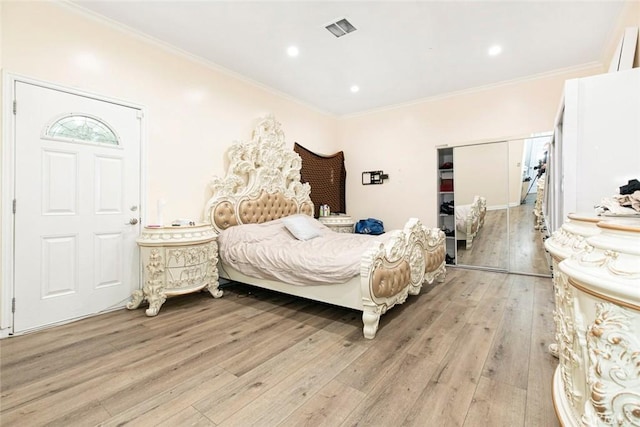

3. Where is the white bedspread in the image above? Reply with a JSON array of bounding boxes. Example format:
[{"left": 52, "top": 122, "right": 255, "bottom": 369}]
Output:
[{"left": 218, "top": 216, "right": 392, "bottom": 286}]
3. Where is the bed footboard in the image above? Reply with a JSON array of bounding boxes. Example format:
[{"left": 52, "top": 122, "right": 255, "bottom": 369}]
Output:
[
  {"left": 475, "top": 196, "right": 487, "bottom": 228},
  {"left": 457, "top": 203, "right": 480, "bottom": 249},
  {"left": 423, "top": 226, "right": 446, "bottom": 284},
  {"left": 359, "top": 218, "right": 445, "bottom": 339}
]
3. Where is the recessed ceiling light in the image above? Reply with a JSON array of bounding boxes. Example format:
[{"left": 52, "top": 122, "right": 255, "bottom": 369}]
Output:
[
  {"left": 75, "top": 52, "right": 101, "bottom": 71},
  {"left": 350, "top": 85, "right": 360, "bottom": 93},
  {"left": 488, "top": 45, "right": 502, "bottom": 56},
  {"left": 287, "top": 46, "right": 299, "bottom": 57}
]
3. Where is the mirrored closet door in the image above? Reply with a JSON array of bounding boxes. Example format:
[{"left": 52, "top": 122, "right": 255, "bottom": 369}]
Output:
[
  {"left": 439, "top": 133, "right": 552, "bottom": 276},
  {"left": 453, "top": 141, "right": 509, "bottom": 270}
]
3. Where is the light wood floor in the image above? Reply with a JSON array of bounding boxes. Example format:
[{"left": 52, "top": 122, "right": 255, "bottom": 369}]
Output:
[
  {"left": 457, "top": 208, "right": 509, "bottom": 269},
  {"left": 0, "top": 268, "right": 559, "bottom": 426},
  {"left": 457, "top": 194, "right": 551, "bottom": 275},
  {"left": 509, "top": 198, "right": 552, "bottom": 275}
]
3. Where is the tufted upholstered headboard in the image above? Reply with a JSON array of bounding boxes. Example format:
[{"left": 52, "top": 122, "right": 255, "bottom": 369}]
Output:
[{"left": 204, "top": 115, "right": 315, "bottom": 234}]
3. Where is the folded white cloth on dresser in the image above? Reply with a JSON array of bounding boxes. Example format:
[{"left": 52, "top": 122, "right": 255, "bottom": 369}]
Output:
[
  {"left": 596, "top": 191, "right": 640, "bottom": 215},
  {"left": 614, "top": 190, "right": 640, "bottom": 212}
]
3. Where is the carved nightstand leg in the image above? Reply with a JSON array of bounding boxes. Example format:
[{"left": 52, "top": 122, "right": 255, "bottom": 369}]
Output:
[
  {"left": 206, "top": 282, "right": 223, "bottom": 298},
  {"left": 145, "top": 291, "right": 166, "bottom": 317},
  {"left": 141, "top": 249, "right": 166, "bottom": 316},
  {"left": 205, "top": 248, "right": 223, "bottom": 298},
  {"left": 126, "top": 290, "right": 145, "bottom": 310}
]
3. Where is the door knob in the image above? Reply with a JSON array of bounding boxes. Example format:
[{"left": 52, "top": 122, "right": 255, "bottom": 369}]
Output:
[{"left": 127, "top": 218, "right": 139, "bottom": 225}]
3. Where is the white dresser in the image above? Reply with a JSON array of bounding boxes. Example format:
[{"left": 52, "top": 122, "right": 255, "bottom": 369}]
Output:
[
  {"left": 550, "top": 218, "right": 640, "bottom": 426},
  {"left": 127, "top": 223, "right": 222, "bottom": 316},
  {"left": 545, "top": 212, "right": 601, "bottom": 358}
]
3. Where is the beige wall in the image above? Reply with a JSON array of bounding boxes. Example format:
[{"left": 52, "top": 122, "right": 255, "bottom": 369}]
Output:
[
  {"left": 454, "top": 142, "right": 509, "bottom": 209},
  {"left": 337, "top": 65, "right": 602, "bottom": 230},
  {"left": 1, "top": 1, "right": 337, "bottom": 224}
]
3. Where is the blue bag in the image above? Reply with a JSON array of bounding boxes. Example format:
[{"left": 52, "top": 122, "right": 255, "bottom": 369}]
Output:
[{"left": 355, "top": 218, "right": 384, "bottom": 235}]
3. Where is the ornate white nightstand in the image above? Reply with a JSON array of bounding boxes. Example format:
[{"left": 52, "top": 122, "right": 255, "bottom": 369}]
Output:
[
  {"left": 318, "top": 214, "right": 355, "bottom": 233},
  {"left": 127, "top": 223, "right": 222, "bottom": 316}
]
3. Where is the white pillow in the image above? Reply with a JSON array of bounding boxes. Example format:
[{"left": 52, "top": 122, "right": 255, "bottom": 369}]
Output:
[{"left": 282, "top": 215, "right": 320, "bottom": 241}]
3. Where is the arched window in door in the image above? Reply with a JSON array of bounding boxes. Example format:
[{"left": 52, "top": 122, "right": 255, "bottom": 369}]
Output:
[
  {"left": 294, "top": 143, "right": 346, "bottom": 218},
  {"left": 44, "top": 113, "right": 120, "bottom": 146}
]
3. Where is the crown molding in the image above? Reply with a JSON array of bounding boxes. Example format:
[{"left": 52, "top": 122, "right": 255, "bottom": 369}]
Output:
[
  {"left": 340, "top": 62, "right": 604, "bottom": 119},
  {"left": 57, "top": 1, "right": 333, "bottom": 117}
]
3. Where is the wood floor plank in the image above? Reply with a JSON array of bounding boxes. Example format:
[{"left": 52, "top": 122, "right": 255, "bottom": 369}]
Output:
[
  {"left": 0, "top": 312, "right": 240, "bottom": 414},
  {"left": 457, "top": 209, "right": 508, "bottom": 269},
  {"left": 1, "top": 331, "right": 120, "bottom": 389},
  {"left": 155, "top": 406, "right": 216, "bottom": 427},
  {"left": 465, "top": 273, "right": 511, "bottom": 329},
  {"left": 279, "top": 379, "right": 366, "bottom": 427},
  {"left": 192, "top": 329, "right": 340, "bottom": 424},
  {"left": 0, "top": 269, "right": 559, "bottom": 427},
  {"left": 462, "top": 376, "right": 526, "bottom": 427},
  {"left": 1, "top": 323, "right": 235, "bottom": 424},
  {"left": 0, "top": 309, "right": 132, "bottom": 363},
  {"left": 215, "top": 338, "right": 369, "bottom": 426},
  {"left": 339, "top": 352, "right": 438, "bottom": 427},
  {"left": 217, "top": 303, "right": 339, "bottom": 376},
  {"left": 525, "top": 276, "right": 560, "bottom": 427},
  {"left": 98, "top": 363, "right": 235, "bottom": 427},
  {"left": 35, "top": 399, "right": 112, "bottom": 427},
  {"left": 406, "top": 301, "right": 472, "bottom": 361},
  {"left": 99, "top": 310, "right": 314, "bottom": 416},
  {"left": 449, "top": 269, "right": 493, "bottom": 306},
  {"left": 335, "top": 292, "right": 445, "bottom": 395},
  {"left": 406, "top": 271, "right": 502, "bottom": 360},
  {"left": 481, "top": 274, "right": 534, "bottom": 389},
  {"left": 509, "top": 197, "right": 552, "bottom": 275},
  {"left": 400, "top": 323, "right": 496, "bottom": 426},
  {"left": 319, "top": 307, "right": 365, "bottom": 340}
]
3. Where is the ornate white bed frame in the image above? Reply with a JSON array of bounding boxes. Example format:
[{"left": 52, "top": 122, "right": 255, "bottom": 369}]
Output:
[
  {"left": 204, "top": 115, "right": 446, "bottom": 339},
  {"left": 456, "top": 196, "right": 486, "bottom": 249}
]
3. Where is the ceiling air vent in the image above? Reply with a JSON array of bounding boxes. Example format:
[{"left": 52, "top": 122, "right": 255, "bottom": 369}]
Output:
[{"left": 325, "top": 18, "right": 357, "bottom": 38}]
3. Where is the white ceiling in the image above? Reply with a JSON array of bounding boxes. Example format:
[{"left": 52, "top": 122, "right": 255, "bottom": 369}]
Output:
[{"left": 71, "top": 1, "right": 626, "bottom": 116}]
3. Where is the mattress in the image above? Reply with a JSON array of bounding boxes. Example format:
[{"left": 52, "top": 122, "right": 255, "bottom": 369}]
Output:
[{"left": 217, "top": 215, "right": 393, "bottom": 286}]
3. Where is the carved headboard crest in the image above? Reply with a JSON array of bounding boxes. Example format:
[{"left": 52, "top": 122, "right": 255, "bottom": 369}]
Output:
[{"left": 205, "top": 115, "right": 314, "bottom": 233}]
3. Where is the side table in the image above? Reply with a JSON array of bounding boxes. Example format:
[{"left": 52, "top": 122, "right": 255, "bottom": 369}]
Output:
[
  {"left": 127, "top": 223, "right": 222, "bottom": 316},
  {"left": 318, "top": 214, "right": 355, "bottom": 233}
]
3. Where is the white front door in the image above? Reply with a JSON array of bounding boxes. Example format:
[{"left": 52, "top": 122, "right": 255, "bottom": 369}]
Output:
[{"left": 13, "top": 81, "right": 142, "bottom": 333}]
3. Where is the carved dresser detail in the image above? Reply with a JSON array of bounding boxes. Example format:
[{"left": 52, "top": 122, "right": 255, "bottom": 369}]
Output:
[
  {"left": 545, "top": 213, "right": 602, "bottom": 356},
  {"left": 551, "top": 218, "right": 640, "bottom": 427},
  {"left": 127, "top": 223, "right": 222, "bottom": 316}
]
